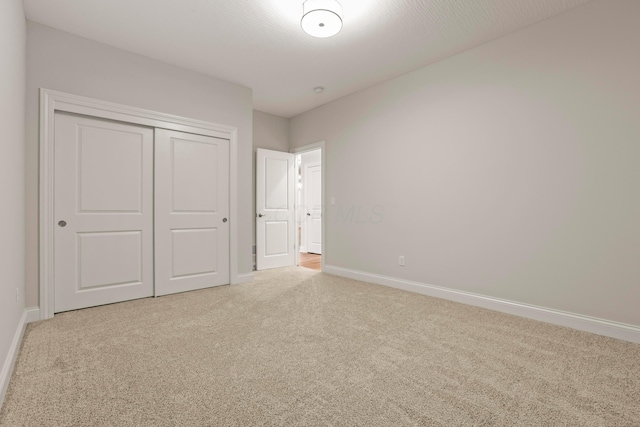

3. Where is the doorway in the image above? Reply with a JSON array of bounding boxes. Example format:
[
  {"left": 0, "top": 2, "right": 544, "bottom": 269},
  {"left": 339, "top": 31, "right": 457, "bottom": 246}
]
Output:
[
  {"left": 255, "top": 142, "right": 325, "bottom": 272},
  {"left": 294, "top": 144, "right": 324, "bottom": 271}
]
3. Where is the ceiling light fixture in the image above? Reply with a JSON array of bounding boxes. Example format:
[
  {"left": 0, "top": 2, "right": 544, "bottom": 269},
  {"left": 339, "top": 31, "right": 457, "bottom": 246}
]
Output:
[
  {"left": 301, "top": 0, "right": 343, "bottom": 38},
  {"left": 314, "top": 86, "right": 324, "bottom": 93}
]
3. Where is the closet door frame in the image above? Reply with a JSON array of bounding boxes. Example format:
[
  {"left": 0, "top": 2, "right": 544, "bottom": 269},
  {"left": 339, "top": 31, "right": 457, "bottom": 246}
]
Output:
[{"left": 39, "top": 88, "right": 242, "bottom": 320}]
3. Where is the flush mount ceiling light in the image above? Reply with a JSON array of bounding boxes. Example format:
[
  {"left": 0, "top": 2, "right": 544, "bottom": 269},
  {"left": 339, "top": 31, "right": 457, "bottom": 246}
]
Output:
[{"left": 301, "top": 0, "right": 343, "bottom": 38}]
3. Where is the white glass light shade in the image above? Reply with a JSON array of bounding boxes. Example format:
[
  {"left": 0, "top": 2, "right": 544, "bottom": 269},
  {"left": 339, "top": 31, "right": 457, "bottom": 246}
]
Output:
[{"left": 301, "top": 0, "right": 343, "bottom": 38}]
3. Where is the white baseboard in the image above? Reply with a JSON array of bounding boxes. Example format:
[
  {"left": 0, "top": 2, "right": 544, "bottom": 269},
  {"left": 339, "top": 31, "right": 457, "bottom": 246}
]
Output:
[
  {"left": 0, "top": 310, "right": 28, "bottom": 409},
  {"left": 25, "top": 307, "right": 41, "bottom": 324},
  {"left": 233, "top": 273, "right": 254, "bottom": 285},
  {"left": 324, "top": 265, "right": 640, "bottom": 344}
]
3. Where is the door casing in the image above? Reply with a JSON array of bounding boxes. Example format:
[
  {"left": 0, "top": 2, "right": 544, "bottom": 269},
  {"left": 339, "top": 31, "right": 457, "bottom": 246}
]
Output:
[{"left": 39, "top": 89, "right": 243, "bottom": 320}]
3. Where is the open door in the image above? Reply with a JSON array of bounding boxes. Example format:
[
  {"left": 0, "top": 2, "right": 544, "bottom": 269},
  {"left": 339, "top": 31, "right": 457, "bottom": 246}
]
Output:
[
  {"left": 256, "top": 149, "right": 296, "bottom": 270},
  {"left": 303, "top": 161, "right": 322, "bottom": 254}
]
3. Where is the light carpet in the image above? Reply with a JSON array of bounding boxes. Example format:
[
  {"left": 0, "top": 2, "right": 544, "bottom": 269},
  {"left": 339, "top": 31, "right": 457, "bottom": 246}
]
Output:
[{"left": 1, "top": 267, "right": 639, "bottom": 426}]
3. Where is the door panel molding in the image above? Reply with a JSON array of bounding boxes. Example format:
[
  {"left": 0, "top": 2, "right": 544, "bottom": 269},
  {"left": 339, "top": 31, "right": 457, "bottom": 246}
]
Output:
[{"left": 40, "top": 89, "right": 241, "bottom": 319}]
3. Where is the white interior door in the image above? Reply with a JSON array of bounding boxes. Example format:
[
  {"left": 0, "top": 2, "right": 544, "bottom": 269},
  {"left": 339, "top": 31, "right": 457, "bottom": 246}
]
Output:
[
  {"left": 256, "top": 148, "right": 295, "bottom": 270},
  {"left": 54, "top": 112, "right": 154, "bottom": 313},
  {"left": 154, "top": 129, "right": 230, "bottom": 296},
  {"left": 304, "top": 162, "right": 322, "bottom": 254}
]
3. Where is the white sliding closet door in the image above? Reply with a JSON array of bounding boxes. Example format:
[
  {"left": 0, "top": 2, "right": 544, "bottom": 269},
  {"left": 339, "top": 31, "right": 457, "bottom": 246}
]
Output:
[
  {"left": 54, "top": 112, "right": 154, "bottom": 313},
  {"left": 154, "top": 129, "right": 230, "bottom": 296}
]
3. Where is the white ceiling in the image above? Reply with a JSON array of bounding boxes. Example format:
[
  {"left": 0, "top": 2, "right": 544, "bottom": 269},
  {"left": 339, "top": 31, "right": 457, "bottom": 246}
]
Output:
[{"left": 24, "top": 0, "right": 593, "bottom": 118}]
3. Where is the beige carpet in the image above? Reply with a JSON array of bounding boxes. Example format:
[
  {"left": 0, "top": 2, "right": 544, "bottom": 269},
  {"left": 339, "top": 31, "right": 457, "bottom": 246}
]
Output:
[{"left": 1, "top": 267, "right": 639, "bottom": 426}]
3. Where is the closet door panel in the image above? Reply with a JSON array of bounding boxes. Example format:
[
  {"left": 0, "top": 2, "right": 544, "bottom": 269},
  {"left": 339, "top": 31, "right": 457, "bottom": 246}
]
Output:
[
  {"left": 53, "top": 112, "right": 154, "bottom": 312},
  {"left": 155, "top": 129, "right": 230, "bottom": 296}
]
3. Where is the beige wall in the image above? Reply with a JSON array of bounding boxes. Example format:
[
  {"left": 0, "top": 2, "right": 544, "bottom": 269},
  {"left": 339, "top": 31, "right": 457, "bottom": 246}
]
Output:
[
  {"left": 25, "top": 23, "right": 254, "bottom": 307},
  {"left": 0, "top": 0, "right": 26, "bottom": 403},
  {"left": 290, "top": 0, "right": 640, "bottom": 326},
  {"left": 252, "top": 110, "right": 289, "bottom": 264},
  {"left": 253, "top": 110, "right": 290, "bottom": 152}
]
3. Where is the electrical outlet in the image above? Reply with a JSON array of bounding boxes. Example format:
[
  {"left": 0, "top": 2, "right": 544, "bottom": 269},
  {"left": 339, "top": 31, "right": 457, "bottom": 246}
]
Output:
[{"left": 399, "top": 256, "right": 405, "bottom": 266}]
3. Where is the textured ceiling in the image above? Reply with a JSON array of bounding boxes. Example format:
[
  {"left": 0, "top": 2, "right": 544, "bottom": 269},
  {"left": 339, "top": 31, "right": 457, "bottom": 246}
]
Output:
[{"left": 24, "top": 0, "right": 593, "bottom": 118}]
